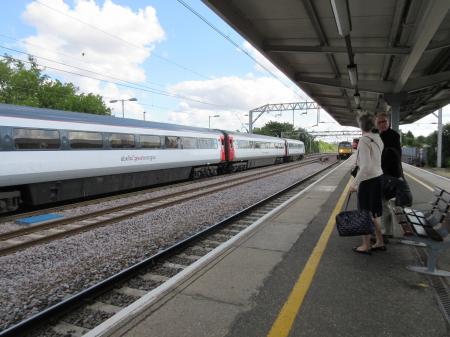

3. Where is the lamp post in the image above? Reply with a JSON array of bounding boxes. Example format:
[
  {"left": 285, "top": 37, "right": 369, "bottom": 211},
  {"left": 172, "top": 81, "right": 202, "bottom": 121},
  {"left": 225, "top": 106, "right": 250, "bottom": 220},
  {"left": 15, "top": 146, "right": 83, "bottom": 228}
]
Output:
[
  {"left": 109, "top": 98, "right": 137, "bottom": 118},
  {"left": 209, "top": 114, "right": 220, "bottom": 128}
]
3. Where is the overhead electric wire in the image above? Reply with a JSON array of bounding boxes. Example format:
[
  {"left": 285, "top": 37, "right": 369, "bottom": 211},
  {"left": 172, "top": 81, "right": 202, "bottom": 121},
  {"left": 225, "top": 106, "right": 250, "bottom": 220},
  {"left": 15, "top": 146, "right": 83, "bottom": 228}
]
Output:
[
  {"left": 0, "top": 44, "right": 192, "bottom": 97},
  {"left": 35, "top": 0, "right": 306, "bottom": 102},
  {"left": 1, "top": 1, "right": 297, "bottom": 125},
  {"left": 0, "top": 53, "right": 222, "bottom": 107},
  {"left": 176, "top": 0, "right": 307, "bottom": 101},
  {"left": 34, "top": 0, "right": 210, "bottom": 80},
  {"left": 0, "top": 50, "right": 253, "bottom": 116},
  {"left": 0, "top": 33, "right": 166, "bottom": 89}
]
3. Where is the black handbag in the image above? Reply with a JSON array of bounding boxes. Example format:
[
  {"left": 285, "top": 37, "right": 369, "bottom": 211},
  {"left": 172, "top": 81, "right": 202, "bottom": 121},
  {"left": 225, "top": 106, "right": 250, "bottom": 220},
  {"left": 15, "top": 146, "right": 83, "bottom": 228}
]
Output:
[
  {"left": 395, "top": 177, "right": 413, "bottom": 207},
  {"left": 381, "top": 174, "right": 397, "bottom": 200},
  {"left": 336, "top": 192, "right": 375, "bottom": 236},
  {"left": 351, "top": 166, "right": 359, "bottom": 177},
  {"left": 381, "top": 175, "right": 413, "bottom": 206}
]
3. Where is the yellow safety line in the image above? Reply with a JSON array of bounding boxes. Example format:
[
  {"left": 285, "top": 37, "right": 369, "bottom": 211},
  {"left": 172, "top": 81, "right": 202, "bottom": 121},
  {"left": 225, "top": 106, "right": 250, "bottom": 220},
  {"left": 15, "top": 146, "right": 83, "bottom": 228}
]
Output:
[
  {"left": 404, "top": 172, "right": 433, "bottom": 191},
  {"left": 267, "top": 179, "right": 352, "bottom": 337}
]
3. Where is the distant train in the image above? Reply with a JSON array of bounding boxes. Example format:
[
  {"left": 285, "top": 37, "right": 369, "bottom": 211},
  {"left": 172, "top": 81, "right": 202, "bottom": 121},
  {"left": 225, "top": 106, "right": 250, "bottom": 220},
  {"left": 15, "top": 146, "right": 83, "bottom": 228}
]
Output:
[
  {"left": 402, "top": 146, "right": 428, "bottom": 167},
  {"left": 337, "top": 141, "right": 352, "bottom": 159},
  {"left": 0, "top": 104, "right": 305, "bottom": 213}
]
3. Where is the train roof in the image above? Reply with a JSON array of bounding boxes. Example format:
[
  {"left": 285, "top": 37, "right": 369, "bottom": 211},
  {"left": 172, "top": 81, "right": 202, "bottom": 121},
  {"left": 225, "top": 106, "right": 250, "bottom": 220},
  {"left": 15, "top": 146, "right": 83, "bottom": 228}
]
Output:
[
  {"left": 285, "top": 138, "right": 304, "bottom": 143},
  {"left": 0, "top": 104, "right": 221, "bottom": 135},
  {"left": 223, "top": 130, "right": 286, "bottom": 142}
]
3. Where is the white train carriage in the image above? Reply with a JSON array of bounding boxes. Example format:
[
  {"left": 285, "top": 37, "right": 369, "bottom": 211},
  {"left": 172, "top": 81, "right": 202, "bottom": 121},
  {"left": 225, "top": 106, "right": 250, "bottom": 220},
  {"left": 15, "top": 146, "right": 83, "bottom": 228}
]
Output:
[
  {"left": 223, "top": 131, "right": 286, "bottom": 171},
  {"left": 284, "top": 139, "right": 305, "bottom": 161},
  {"left": 0, "top": 104, "right": 224, "bottom": 212}
]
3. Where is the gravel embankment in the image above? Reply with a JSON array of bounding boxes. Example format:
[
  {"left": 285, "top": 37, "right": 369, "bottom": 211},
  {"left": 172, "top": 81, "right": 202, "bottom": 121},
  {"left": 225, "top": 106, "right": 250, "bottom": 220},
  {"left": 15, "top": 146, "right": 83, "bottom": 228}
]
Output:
[{"left": 0, "top": 158, "right": 336, "bottom": 331}]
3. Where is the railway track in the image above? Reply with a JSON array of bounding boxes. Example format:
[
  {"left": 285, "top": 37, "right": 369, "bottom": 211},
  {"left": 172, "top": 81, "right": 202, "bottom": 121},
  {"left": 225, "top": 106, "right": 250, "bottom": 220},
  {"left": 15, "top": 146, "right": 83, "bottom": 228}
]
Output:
[
  {"left": 0, "top": 153, "right": 326, "bottom": 224},
  {"left": 0, "top": 155, "right": 338, "bottom": 337},
  {"left": 0, "top": 156, "right": 329, "bottom": 256}
]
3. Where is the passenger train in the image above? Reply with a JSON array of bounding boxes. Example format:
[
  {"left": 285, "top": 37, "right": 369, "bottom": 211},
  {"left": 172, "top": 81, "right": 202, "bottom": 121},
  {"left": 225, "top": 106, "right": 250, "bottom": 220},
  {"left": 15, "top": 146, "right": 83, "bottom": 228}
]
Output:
[{"left": 0, "top": 104, "right": 305, "bottom": 213}]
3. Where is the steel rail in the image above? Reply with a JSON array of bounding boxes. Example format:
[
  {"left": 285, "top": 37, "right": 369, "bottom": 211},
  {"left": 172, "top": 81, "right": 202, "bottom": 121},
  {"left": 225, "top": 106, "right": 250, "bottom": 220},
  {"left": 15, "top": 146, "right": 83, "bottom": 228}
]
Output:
[
  {"left": 0, "top": 153, "right": 323, "bottom": 222},
  {"left": 0, "top": 157, "right": 337, "bottom": 337},
  {"left": 0, "top": 158, "right": 325, "bottom": 255}
]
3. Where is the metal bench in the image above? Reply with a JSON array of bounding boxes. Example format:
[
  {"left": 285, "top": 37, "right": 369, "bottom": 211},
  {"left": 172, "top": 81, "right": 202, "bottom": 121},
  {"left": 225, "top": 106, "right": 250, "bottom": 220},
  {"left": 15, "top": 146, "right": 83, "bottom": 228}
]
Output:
[{"left": 392, "top": 187, "right": 450, "bottom": 277}]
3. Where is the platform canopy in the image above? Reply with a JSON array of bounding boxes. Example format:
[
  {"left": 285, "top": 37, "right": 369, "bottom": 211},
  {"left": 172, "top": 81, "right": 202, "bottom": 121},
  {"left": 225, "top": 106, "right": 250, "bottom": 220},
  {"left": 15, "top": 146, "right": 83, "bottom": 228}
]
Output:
[{"left": 202, "top": 0, "right": 450, "bottom": 127}]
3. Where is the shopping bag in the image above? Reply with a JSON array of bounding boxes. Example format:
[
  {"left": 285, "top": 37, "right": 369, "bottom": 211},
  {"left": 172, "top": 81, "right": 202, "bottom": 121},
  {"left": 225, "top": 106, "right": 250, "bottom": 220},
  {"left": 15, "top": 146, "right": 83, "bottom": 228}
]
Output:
[{"left": 336, "top": 192, "right": 375, "bottom": 236}]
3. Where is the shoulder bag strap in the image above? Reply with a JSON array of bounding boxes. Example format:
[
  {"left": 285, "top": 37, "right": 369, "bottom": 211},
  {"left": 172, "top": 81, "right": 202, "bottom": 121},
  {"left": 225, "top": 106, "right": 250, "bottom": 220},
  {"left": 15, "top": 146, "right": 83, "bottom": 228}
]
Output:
[
  {"left": 364, "top": 135, "right": 381, "bottom": 154},
  {"left": 344, "top": 191, "right": 354, "bottom": 210}
]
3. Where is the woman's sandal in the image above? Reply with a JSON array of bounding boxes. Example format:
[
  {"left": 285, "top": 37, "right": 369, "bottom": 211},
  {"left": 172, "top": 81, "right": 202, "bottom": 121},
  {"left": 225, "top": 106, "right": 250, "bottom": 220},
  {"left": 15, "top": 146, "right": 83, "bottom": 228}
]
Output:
[
  {"left": 371, "top": 245, "right": 387, "bottom": 251},
  {"left": 352, "top": 247, "right": 371, "bottom": 255}
]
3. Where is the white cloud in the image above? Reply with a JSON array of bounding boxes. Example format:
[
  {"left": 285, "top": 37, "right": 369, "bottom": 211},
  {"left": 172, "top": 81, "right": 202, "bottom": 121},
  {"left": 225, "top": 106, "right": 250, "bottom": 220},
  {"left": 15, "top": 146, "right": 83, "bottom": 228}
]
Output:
[
  {"left": 167, "top": 75, "right": 325, "bottom": 132},
  {"left": 169, "top": 76, "right": 299, "bottom": 110},
  {"left": 21, "top": 0, "right": 165, "bottom": 119}
]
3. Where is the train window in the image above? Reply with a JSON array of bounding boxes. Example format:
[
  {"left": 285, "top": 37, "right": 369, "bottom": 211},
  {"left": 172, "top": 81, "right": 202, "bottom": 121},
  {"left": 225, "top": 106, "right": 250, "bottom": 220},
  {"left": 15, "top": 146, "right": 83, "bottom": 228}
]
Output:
[
  {"left": 165, "top": 136, "right": 179, "bottom": 149},
  {"left": 198, "top": 138, "right": 218, "bottom": 149},
  {"left": 236, "top": 140, "right": 250, "bottom": 149},
  {"left": 68, "top": 131, "right": 103, "bottom": 149},
  {"left": 140, "top": 135, "right": 161, "bottom": 149},
  {"left": 182, "top": 137, "right": 197, "bottom": 149},
  {"left": 13, "top": 128, "right": 60, "bottom": 150},
  {"left": 110, "top": 133, "right": 135, "bottom": 148}
]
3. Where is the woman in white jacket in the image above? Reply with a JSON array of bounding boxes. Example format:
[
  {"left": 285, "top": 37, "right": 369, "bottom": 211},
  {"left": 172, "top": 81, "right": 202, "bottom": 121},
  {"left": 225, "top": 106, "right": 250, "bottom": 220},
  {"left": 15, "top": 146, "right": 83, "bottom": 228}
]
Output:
[{"left": 350, "top": 112, "right": 385, "bottom": 254}]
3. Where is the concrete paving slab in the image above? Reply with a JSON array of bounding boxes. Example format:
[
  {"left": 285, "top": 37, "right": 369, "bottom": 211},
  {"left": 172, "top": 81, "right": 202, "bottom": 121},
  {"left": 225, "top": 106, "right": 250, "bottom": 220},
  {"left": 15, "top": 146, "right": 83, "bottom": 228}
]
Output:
[
  {"left": 273, "top": 198, "right": 324, "bottom": 224},
  {"left": 182, "top": 246, "right": 284, "bottom": 306},
  {"left": 302, "top": 190, "right": 336, "bottom": 201},
  {"left": 242, "top": 222, "right": 307, "bottom": 252},
  {"left": 124, "top": 293, "right": 242, "bottom": 337}
]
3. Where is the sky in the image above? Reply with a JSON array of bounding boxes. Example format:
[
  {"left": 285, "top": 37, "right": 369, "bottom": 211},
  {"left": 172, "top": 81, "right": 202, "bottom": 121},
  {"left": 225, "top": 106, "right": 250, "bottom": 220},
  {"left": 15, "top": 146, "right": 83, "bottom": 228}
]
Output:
[{"left": 0, "top": 0, "right": 448, "bottom": 143}]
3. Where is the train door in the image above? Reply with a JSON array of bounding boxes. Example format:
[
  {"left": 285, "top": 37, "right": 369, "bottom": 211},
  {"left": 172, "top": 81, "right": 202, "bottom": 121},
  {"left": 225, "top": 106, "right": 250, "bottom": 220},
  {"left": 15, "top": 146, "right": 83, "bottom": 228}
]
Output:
[
  {"left": 219, "top": 135, "right": 226, "bottom": 161},
  {"left": 227, "top": 135, "right": 235, "bottom": 161}
]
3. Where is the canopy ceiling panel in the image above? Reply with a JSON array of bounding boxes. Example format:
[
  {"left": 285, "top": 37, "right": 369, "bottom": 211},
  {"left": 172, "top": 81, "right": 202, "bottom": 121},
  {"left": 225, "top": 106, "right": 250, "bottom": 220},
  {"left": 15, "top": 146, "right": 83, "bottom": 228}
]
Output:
[{"left": 203, "top": 0, "right": 450, "bottom": 127}]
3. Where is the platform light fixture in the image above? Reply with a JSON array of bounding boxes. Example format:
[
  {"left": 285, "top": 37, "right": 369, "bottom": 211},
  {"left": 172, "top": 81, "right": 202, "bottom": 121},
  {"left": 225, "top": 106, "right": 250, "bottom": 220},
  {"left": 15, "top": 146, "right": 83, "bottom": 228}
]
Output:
[
  {"left": 331, "top": 0, "right": 352, "bottom": 36},
  {"left": 347, "top": 64, "right": 358, "bottom": 87},
  {"left": 353, "top": 92, "right": 361, "bottom": 106},
  {"left": 209, "top": 114, "right": 220, "bottom": 128},
  {"left": 109, "top": 98, "right": 138, "bottom": 118}
]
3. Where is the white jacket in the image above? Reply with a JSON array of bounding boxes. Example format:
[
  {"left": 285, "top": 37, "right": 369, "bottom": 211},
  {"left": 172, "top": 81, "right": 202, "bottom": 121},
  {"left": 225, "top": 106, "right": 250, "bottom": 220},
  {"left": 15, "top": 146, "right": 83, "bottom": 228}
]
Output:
[{"left": 352, "top": 133, "right": 384, "bottom": 188}]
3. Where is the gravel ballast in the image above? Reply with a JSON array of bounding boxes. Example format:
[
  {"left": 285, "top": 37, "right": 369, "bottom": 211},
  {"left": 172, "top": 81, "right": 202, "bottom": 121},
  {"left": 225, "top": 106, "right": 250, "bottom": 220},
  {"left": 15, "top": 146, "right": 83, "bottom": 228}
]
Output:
[{"left": 0, "top": 159, "right": 336, "bottom": 330}]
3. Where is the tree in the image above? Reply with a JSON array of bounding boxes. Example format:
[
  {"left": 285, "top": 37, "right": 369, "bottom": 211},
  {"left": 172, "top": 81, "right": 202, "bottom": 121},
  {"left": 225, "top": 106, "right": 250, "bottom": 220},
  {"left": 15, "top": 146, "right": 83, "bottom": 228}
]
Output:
[
  {"left": 416, "top": 135, "right": 427, "bottom": 147},
  {"left": 425, "top": 123, "right": 450, "bottom": 167},
  {"left": 0, "top": 55, "right": 111, "bottom": 115},
  {"left": 253, "top": 121, "right": 295, "bottom": 137},
  {"left": 401, "top": 130, "right": 416, "bottom": 147},
  {"left": 253, "top": 121, "right": 335, "bottom": 154}
]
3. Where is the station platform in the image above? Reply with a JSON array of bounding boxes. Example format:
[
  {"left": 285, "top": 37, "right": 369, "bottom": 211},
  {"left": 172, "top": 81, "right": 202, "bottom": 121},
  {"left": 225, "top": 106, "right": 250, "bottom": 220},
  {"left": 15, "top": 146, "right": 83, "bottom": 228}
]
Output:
[{"left": 87, "top": 158, "right": 450, "bottom": 337}]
